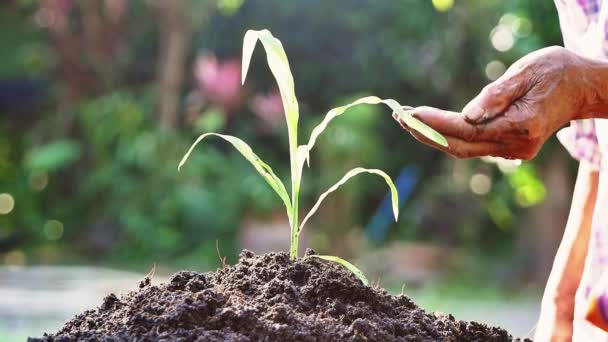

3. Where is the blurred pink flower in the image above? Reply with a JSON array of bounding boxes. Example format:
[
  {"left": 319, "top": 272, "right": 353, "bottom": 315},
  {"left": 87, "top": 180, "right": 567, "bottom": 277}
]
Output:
[
  {"left": 249, "top": 90, "right": 284, "bottom": 132},
  {"left": 195, "top": 53, "right": 243, "bottom": 113},
  {"left": 53, "top": 0, "right": 72, "bottom": 13}
]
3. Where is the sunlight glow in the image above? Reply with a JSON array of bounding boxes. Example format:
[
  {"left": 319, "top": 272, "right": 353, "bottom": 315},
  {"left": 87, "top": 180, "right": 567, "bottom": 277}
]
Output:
[{"left": 44, "top": 220, "right": 64, "bottom": 241}]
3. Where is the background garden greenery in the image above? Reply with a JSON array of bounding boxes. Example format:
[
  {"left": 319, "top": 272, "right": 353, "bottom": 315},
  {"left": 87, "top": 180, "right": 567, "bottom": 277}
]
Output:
[{"left": 0, "top": 0, "right": 570, "bottom": 287}]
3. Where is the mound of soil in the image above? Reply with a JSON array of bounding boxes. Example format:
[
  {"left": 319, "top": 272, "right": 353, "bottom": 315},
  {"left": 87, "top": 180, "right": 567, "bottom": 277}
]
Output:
[{"left": 32, "top": 250, "right": 529, "bottom": 341}]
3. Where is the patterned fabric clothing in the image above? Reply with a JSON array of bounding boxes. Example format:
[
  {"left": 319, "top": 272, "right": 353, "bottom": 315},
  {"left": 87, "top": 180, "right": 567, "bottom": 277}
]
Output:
[{"left": 554, "top": 0, "right": 608, "bottom": 340}]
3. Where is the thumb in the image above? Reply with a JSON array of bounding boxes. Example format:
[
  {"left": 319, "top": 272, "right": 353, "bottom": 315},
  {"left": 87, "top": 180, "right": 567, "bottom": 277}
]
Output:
[{"left": 463, "top": 73, "right": 530, "bottom": 123}]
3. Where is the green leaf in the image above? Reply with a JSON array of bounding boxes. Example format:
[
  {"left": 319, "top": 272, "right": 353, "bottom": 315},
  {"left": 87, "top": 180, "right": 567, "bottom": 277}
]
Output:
[
  {"left": 301, "top": 96, "right": 447, "bottom": 168},
  {"left": 242, "top": 29, "right": 299, "bottom": 188},
  {"left": 242, "top": 29, "right": 303, "bottom": 259},
  {"left": 310, "top": 255, "right": 369, "bottom": 286},
  {"left": 389, "top": 100, "right": 448, "bottom": 147},
  {"left": 306, "top": 96, "right": 383, "bottom": 153},
  {"left": 294, "top": 145, "right": 310, "bottom": 188},
  {"left": 299, "top": 167, "right": 398, "bottom": 232},
  {"left": 178, "top": 133, "right": 292, "bottom": 217}
]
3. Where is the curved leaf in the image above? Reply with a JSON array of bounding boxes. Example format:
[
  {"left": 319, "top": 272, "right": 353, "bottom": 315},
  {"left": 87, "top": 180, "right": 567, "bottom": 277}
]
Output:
[
  {"left": 178, "top": 133, "right": 292, "bottom": 216},
  {"left": 305, "top": 97, "right": 447, "bottom": 161},
  {"left": 389, "top": 99, "right": 448, "bottom": 147},
  {"left": 242, "top": 29, "right": 299, "bottom": 188},
  {"left": 306, "top": 96, "right": 382, "bottom": 152},
  {"left": 299, "top": 168, "right": 398, "bottom": 232},
  {"left": 310, "top": 255, "right": 369, "bottom": 286},
  {"left": 294, "top": 145, "right": 310, "bottom": 188}
]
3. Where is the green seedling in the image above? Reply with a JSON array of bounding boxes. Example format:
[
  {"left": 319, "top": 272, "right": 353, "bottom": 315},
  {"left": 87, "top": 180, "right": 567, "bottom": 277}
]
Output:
[{"left": 179, "top": 29, "right": 447, "bottom": 285}]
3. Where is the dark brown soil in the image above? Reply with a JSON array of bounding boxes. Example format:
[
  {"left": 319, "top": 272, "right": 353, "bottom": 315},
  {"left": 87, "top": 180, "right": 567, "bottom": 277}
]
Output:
[{"left": 32, "top": 250, "right": 530, "bottom": 341}]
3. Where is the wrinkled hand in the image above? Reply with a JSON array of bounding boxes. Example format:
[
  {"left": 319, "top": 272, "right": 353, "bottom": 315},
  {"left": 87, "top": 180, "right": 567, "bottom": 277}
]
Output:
[{"left": 394, "top": 46, "right": 597, "bottom": 160}]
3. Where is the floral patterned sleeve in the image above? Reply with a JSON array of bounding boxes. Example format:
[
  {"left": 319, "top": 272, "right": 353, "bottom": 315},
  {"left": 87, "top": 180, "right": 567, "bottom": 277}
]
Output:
[{"left": 556, "top": 120, "right": 603, "bottom": 169}]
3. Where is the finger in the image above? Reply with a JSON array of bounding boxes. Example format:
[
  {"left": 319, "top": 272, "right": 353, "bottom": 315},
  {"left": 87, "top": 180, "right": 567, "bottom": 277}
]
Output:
[
  {"left": 397, "top": 107, "right": 539, "bottom": 159},
  {"left": 407, "top": 128, "right": 504, "bottom": 159},
  {"left": 408, "top": 106, "right": 524, "bottom": 143},
  {"left": 408, "top": 106, "right": 480, "bottom": 142},
  {"left": 462, "top": 72, "right": 531, "bottom": 123}
]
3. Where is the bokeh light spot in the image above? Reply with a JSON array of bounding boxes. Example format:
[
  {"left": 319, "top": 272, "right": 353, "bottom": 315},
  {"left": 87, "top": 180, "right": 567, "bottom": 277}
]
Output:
[
  {"left": 29, "top": 171, "right": 49, "bottom": 191},
  {"left": 432, "top": 0, "right": 454, "bottom": 12},
  {"left": 217, "top": 0, "right": 245, "bottom": 16},
  {"left": 44, "top": 220, "right": 64, "bottom": 241},
  {"left": 499, "top": 13, "right": 532, "bottom": 37},
  {"left": 499, "top": 13, "right": 518, "bottom": 28},
  {"left": 0, "top": 193, "right": 15, "bottom": 215},
  {"left": 485, "top": 60, "right": 506, "bottom": 81},
  {"left": 4, "top": 250, "right": 26, "bottom": 266},
  {"left": 515, "top": 17, "right": 533, "bottom": 37},
  {"left": 470, "top": 173, "right": 492, "bottom": 195},
  {"left": 490, "top": 26, "right": 515, "bottom": 52}
]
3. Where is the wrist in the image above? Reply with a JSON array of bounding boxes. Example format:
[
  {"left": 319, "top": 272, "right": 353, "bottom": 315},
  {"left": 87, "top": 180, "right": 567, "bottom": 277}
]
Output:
[{"left": 577, "top": 56, "right": 608, "bottom": 120}]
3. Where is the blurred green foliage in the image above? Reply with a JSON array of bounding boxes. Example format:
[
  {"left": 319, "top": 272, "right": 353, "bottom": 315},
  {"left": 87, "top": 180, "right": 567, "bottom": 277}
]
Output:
[{"left": 0, "top": 0, "right": 569, "bottom": 271}]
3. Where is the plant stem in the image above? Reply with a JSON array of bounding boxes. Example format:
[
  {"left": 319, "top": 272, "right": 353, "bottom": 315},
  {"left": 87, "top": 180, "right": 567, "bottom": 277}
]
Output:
[
  {"left": 288, "top": 117, "right": 299, "bottom": 259},
  {"left": 290, "top": 195, "right": 299, "bottom": 259},
  {"left": 289, "top": 134, "right": 302, "bottom": 260}
]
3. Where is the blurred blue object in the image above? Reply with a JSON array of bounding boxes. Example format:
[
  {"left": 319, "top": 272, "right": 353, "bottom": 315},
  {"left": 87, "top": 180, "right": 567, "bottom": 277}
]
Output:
[
  {"left": 0, "top": 79, "right": 47, "bottom": 111},
  {"left": 367, "top": 165, "right": 420, "bottom": 243}
]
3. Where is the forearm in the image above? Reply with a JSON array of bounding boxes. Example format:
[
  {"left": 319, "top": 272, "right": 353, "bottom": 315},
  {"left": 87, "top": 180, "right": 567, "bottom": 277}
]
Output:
[
  {"left": 535, "top": 166, "right": 599, "bottom": 341},
  {"left": 553, "top": 169, "right": 597, "bottom": 319},
  {"left": 578, "top": 56, "right": 608, "bottom": 119}
]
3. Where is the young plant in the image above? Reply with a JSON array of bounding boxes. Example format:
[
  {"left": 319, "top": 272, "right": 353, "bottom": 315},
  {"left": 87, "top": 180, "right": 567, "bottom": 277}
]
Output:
[{"left": 179, "top": 29, "right": 447, "bottom": 285}]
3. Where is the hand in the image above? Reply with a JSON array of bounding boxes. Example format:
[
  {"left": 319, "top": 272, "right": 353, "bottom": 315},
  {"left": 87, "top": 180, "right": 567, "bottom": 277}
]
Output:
[{"left": 394, "top": 46, "right": 604, "bottom": 160}]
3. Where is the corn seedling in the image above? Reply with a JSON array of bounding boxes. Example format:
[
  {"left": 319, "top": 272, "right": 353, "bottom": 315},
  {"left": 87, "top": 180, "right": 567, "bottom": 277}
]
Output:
[{"left": 179, "top": 29, "right": 447, "bottom": 285}]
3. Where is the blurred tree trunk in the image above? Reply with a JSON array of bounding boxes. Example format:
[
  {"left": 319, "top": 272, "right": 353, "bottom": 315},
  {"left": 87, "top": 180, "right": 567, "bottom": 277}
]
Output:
[
  {"left": 79, "top": 0, "right": 125, "bottom": 87},
  {"left": 518, "top": 151, "right": 573, "bottom": 286},
  {"left": 41, "top": 0, "right": 125, "bottom": 135},
  {"left": 156, "top": 0, "right": 192, "bottom": 129}
]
